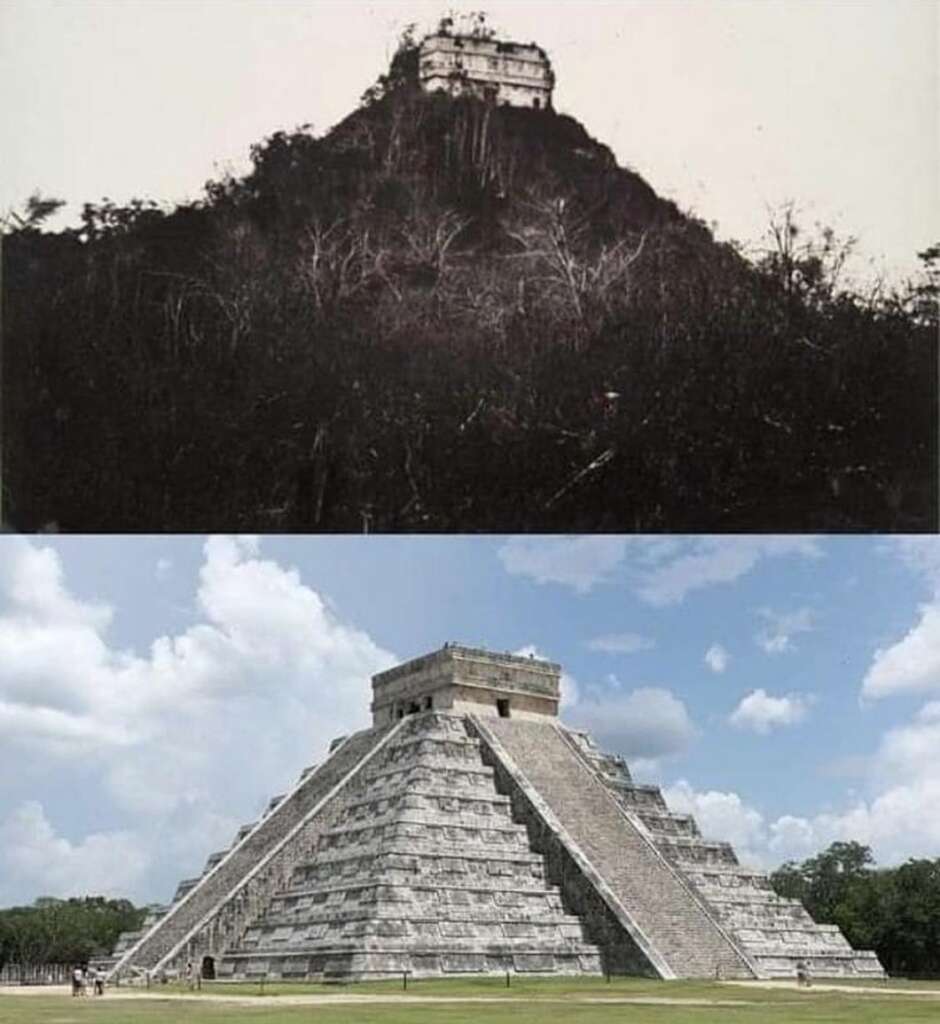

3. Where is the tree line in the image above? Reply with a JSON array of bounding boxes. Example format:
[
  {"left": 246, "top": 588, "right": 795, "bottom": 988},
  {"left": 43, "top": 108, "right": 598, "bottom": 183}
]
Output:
[
  {"left": 771, "top": 841, "right": 940, "bottom": 978},
  {"left": 0, "top": 897, "right": 145, "bottom": 977}
]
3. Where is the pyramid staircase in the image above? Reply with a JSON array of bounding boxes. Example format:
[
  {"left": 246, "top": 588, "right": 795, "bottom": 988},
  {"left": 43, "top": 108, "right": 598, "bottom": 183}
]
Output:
[
  {"left": 558, "top": 727, "right": 885, "bottom": 979},
  {"left": 471, "top": 715, "right": 755, "bottom": 979}
]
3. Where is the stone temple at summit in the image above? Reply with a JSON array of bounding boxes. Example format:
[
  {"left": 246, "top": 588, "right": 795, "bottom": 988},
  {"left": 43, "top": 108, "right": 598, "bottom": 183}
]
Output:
[{"left": 106, "top": 645, "right": 884, "bottom": 983}]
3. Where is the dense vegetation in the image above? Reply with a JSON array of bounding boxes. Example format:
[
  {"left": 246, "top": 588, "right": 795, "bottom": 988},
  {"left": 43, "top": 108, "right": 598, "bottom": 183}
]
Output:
[
  {"left": 0, "top": 897, "right": 145, "bottom": 974},
  {"left": 3, "top": 40, "right": 936, "bottom": 531},
  {"left": 771, "top": 842, "right": 940, "bottom": 978}
]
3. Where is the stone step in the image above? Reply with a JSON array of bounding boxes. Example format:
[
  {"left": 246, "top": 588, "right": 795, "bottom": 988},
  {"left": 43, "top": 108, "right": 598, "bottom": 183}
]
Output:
[
  {"left": 474, "top": 716, "right": 753, "bottom": 980},
  {"left": 261, "top": 904, "right": 578, "bottom": 930},
  {"left": 705, "top": 891, "right": 803, "bottom": 907},
  {"left": 172, "top": 878, "right": 199, "bottom": 901},
  {"left": 318, "top": 813, "right": 529, "bottom": 843},
  {"left": 218, "top": 944, "right": 603, "bottom": 980},
  {"left": 716, "top": 902, "right": 819, "bottom": 931},
  {"left": 360, "top": 766, "right": 496, "bottom": 797},
  {"left": 681, "top": 866, "right": 775, "bottom": 891},
  {"left": 338, "top": 788, "right": 513, "bottom": 819},
  {"left": 735, "top": 930, "right": 853, "bottom": 952},
  {"left": 656, "top": 837, "right": 739, "bottom": 866},
  {"left": 273, "top": 879, "right": 566, "bottom": 902},
  {"left": 295, "top": 844, "right": 547, "bottom": 874},
  {"left": 296, "top": 867, "right": 551, "bottom": 893},
  {"left": 605, "top": 782, "right": 670, "bottom": 812},
  {"left": 636, "top": 811, "right": 700, "bottom": 838},
  {"left": 240, "top": 919, "right": 594, "bottom": 947}
]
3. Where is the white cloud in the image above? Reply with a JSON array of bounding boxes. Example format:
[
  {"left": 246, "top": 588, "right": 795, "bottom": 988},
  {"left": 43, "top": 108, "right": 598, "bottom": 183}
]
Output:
[
  {"left": 155, "top": 557, "right": 172, "bottom": 580},
  {"left": 566, "top": 686, "right": 697, "bottom": 764},
  {"left": 664, "top": 701, "right": 940, "bottom": 868},
  {"left": 762, "top": 701, "right": 940, "bottom": 863},
  {"left": 587, "top": 632, "right": 655, "bottom": 654},
  {"left": 0, "top": 536, "right": 395, "bottom": 902},
  {"left": 729, "top": 688, "right": 815, "bottom": 733},
  {"left": 861, "top": 539, "right": 940, "bottom": 701},
  {"left": 704, "top": 643, "right": 729, "bottom": 674},
  {"left": 0, "top": 540, "right": 112, "bottom": 630},
  {"left": 500, "top": 535, "right": 823, "bottom": 605},
  {"left": 634, "top": 536, "right": 822, "bottom": 607},
  {"left": 0, "top": 802, "right": 149, "bottom": 902},
  {"left": 498, "top": 536, "right": 627, "bottom": 593},
  {"left": 755, "top": 607, "right": 814, "bottom": 654},
  {"left": 877, "top": 700, "right": 940, "bottom": 781},
  {"left": 862, "top": 603, "right": 940, "bottom": 700},
  {"left": 888, "top": 536, "right": 940, "bottom": 590}
]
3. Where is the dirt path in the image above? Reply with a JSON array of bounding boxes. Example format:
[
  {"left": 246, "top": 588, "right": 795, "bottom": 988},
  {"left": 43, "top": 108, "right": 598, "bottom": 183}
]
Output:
[
  {"left": 3, "top": 982, "right": 936, "bottom": 1007},
  {"left": 0, "top": 985, "right": 757, "bottom": 1007},
  {"left": 722, "top": 980, "right": 940, "bottom": 998}
]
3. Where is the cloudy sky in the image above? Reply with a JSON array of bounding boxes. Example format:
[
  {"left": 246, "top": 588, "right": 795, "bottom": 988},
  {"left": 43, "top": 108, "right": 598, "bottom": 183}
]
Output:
[
  {"left": 1, "top": 0, "right": 936, "bottom": 285},
  {"left": 1, "top": 533, "right": 939, "bottom": 908}
]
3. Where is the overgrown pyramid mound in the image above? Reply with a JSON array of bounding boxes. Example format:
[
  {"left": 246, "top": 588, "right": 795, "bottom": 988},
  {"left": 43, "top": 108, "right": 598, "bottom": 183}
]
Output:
[
  {"left": 106, "top": 646, "right": 884, "bottom": 983},
  {"left": 7, "top": 29, "right": 933, "bottom": 532}
]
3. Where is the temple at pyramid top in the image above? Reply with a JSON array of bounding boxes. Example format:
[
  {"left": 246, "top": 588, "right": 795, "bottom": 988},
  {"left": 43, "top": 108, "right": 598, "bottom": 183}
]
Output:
[
  {"left": 418, "top": 32, "right": 555, "bottom": 109},
  {"left": 372, "top": 643, "right": 560, "bottom": 725},
  {"left": 105, "top": 644, "right": 885, "bottom": 986}
]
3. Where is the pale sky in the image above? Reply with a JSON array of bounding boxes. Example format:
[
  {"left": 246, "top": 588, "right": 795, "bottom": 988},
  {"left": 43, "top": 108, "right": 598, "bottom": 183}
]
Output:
[
  {"left": 1, "top": 0, "right": 937, "bottom": 285},
  {"left": 2, "top": 533, "right": 940, "bottom": 906}
]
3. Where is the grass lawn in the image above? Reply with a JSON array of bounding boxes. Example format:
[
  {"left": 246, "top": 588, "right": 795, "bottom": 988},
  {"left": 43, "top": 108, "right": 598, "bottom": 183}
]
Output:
[{"left": 1, "top": 978, "right": 938, "bottom": 1024}]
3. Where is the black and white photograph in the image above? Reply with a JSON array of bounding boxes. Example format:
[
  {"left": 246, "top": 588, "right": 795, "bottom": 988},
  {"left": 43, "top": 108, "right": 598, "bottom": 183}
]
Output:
[{"left": 3, "top": 0, "right": 936, "bottom": 531}]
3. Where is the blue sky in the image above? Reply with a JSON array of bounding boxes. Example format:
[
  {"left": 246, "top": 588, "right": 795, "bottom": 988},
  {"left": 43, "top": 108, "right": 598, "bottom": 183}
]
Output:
[
  {"left": 1, "top": 534, "right": 939, "bottom": 908},
  {"left": 1, "top": 1, "right": 936, "bottom": 286}
]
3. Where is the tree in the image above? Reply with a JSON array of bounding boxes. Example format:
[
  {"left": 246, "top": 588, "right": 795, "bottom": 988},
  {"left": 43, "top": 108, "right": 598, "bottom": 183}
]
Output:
[
  {"left": 770, "top": 843, "right": 940, "bottom": 977},
  {"left": 360, "top": 24, "right": 421, "bottom": 106},
  {"left": 0, "top": 898, "right": 147, "bottom": 972},
  {"left": 903, "top": 243, "right": 940, "bottom": 327},
  {"left": 769, "top": 860, "right": 808, "bottom": 902},
  {"left": 757, "top": 201, "right": 857, "bottom": 311},
  {"left": 878, "top": 859, "right": 940, "bottom": 976},
  {"left": 1, "top": 191, "right": 66, "bottom": 234}
]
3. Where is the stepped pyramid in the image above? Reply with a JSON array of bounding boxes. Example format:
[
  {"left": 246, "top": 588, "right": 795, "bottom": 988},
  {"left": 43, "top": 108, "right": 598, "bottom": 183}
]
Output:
[{"left": 107, "top": 645, "right": 884, "bottom": 983}]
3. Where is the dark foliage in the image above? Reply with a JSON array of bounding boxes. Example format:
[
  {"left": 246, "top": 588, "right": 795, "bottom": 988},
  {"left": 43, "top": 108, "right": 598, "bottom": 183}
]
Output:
[
  {"left": 3, "top": 80, "right": 936, "bottom": 531},
  {"left": 771, "top": 842, "right": 940, "bottom": 978},
  {"left": 0, "top": 897, "right": 145, "bottom": 971}
]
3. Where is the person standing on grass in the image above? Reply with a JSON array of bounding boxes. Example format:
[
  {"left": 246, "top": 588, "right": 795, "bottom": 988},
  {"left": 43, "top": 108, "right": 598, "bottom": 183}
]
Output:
[{"left": 71, "top": 965, "right": 82, "bottom": 997}]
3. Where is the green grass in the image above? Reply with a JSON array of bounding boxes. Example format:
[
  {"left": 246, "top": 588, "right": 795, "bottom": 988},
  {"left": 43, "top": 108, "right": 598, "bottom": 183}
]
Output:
[
  {"left": 118, "top": 974, "right": 940, "bottom": 1000},
  {"left": 2, "top": 978, "right": 938, "bottom": 1024}
]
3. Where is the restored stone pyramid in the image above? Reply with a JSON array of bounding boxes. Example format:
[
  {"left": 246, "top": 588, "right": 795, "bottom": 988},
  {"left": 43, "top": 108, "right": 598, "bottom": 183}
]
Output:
[{"left": 107, "top": 645, "right": 884, "bottom": 982}]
